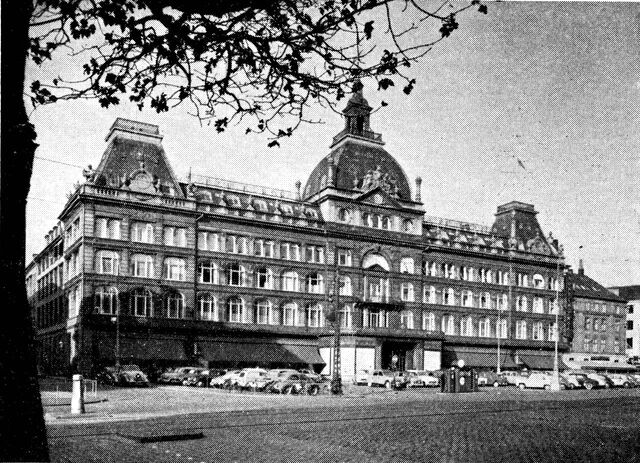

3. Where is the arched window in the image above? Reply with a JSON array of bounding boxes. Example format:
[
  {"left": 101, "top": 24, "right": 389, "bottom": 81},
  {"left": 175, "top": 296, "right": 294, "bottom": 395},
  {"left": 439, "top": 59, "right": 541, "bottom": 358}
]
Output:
[
  {"left": 402, "top": 219, "right": 413, "bottom": 232},
  {"left": 282, "top": 302, "right": 298, "bottom": 326},
  {"left": 131, "top": 254, "right": 154, "bottom": 278},
  {"left": 256, "top": 268, "right": 274, "bottom": 289},
  {"left": 381, "top": 216, "right": 391, "bottom": 230},
  {"left": 255, "top": 300, "right": 272, "bottom": 325},
  {"left": 94, "top": 286, "right": 118, "bottom": 315},
  {"left": 401, "top": 283, "right": 414, "bottom": 302},
  {"left": 131, "top": 222, "right": 154, "bottom": 243},
  {"left": 517, "top": 295, "right": 527, "bottom": 312},
  {"left": 480, "top": 292, "right": 490, "bottom": 309},
  {"left": 339, "top": 275, "right": 352, "bottom": 296},
  {"left": 532, "top": 322, "right": 544, "bottom": 340},
  {"left": 166, "top": 292, "right": 184, "bottom": 319},
  {"left": 227, "top": 297, "right": 245, "bottom": 323},
  {"left": 444, "top": 288, "right": 455, "bottom": 306},
  {"left": 423, "top": 312, "right": 436, "bottom": 331},
  {"left": 164, "top": 257, "right": 186, "bottom": 281},
  {"left": 461, "top": 316, "right": 474, "bottom": 336},
  {"left": 497, "top": 319, "right": 507, "bottom": 339},
  {"left": 462, "top": 290, "right": 473, "bottom": 308},
  {"left": 362, "top": 213, "right": 372, "bottom": 227},
  {"left": 306, "top": 303, "right": 323, "bottom": 327},
  {"left": 95, "top": 250, "right": 119, "bottom": 275},
  {"left": 362, "top": 253, "right": 390, "bottom": 271},
  {"left": 198, "top": 293, "right": 217, "bottom": 321},
  {"left": 533, "top": 297, "right": 544, "bottom": 314},
  {"left": 198, "top": 261, "right": 219, "bottom": 284},
  {"left": 423, "top": 261, "right": 436, "bottom": 277},
  {"left": 95, "top": 218, "right": 121, "bottom": 239},
  {"left": 516, "top": 320, "right": 527, "bottom": 339},
  {"left": 400, "top": 310, "right": 414, "bottom": 329},
  {"left": 371, "top": 215, "right": 380, "bottom": 228},
  {"left": 131, "top": 288, "right": 152, "bottom": 317},
  {"left": 442, "top": 315, "right": 455, "bottom": 335},
  {"left": 306, "top": 273, "right": 324, "bottom": 294},
  {"left": 281, "top": 271, "right": 300, "bottom": 292},
  {"left": 340, "top": 304, "right": 353, "bottom": 329},
  {"left": 479, "top": 318, "right": 491, "bottom": 338},
  {"left": 498, "top": 294, "right": 508, "bottom": 311},
  {"left": 227, "top": 263, "right": 246, "bottom": 286}
]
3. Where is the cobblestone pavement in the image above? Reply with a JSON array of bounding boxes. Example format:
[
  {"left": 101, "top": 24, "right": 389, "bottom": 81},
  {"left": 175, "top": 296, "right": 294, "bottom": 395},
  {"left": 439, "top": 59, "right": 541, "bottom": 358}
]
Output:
[{"left": 48, "top": 388, "right": 640, "bottom": 462}]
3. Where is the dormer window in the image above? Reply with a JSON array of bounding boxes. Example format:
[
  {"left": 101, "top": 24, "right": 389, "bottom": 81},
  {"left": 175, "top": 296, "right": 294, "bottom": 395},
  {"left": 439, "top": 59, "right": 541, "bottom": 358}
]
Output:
[
  {"left": 254, "top": 200, "right": 268, "bottom": 212},
  {"left": 402, "top": 219, "right": 413, "bottom": 232},
  {"left": 227, "top": 195, "right": 241, "bottom": 207},
  {"left": 338, "top": 208, "right": 350, "bottom": 222}
]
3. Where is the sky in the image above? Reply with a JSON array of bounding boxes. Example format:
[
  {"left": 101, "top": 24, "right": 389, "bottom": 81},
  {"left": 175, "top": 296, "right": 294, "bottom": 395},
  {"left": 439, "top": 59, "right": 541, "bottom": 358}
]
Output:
[{"left": 25, "top": 2, "right": 640, "bottom": 287}]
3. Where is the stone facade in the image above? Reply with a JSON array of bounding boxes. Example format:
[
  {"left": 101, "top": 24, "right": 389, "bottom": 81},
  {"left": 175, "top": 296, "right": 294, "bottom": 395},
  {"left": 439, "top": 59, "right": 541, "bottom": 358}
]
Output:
[{"left": 28, "top": 89, "right": 570, "bottom": 379}]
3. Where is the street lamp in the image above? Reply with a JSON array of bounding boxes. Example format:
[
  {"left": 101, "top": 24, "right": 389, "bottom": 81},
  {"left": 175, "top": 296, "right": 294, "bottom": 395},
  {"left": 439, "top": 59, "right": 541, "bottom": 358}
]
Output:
[
  {"left": 110, "top": 303, "right": 120, "bottom": 371},
  {"left": 330, "top": 267, "right": 343, "bottom": 395},
  {"left": 550, "top": 244, "right": 564, "bottom": 391}
]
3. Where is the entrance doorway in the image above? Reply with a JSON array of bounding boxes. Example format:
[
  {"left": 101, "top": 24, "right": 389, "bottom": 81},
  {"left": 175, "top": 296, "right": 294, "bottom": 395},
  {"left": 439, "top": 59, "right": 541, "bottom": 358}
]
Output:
[{"left": 381, "top": 341, "right": 416, "bottom": 371}]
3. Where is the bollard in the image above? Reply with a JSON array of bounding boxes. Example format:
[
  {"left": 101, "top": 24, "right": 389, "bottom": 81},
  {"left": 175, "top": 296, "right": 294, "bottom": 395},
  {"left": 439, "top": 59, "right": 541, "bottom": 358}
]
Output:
[{"left": 71, "top": 374, "right": 85, "bottom": 414}]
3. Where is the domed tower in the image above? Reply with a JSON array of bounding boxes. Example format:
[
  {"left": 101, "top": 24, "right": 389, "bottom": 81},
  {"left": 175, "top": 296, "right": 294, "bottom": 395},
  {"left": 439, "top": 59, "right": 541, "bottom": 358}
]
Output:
[{"left": 303, "top": 82, "right": 424, "bottom": 234}]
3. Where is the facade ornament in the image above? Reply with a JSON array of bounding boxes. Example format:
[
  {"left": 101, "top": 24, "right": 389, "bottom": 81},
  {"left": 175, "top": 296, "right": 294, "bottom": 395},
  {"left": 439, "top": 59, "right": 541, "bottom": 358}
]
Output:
[
  {"left": 82, "top": 165, "right": 96, "bottom": 183},
  {"left": 136, "top": 151, "right": 145, "bottom": 169},
  {"left": 353, "top": 165, "right": 400, "bottom": 197}
]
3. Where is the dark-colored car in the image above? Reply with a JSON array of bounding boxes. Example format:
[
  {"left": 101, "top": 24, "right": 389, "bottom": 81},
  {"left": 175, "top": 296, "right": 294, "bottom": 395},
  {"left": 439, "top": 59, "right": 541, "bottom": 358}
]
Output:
[
  {"left": 566, "top": 373, "right": 599, "bottom": 390},
  {"left": 268, "top": 372, "right": 322, "bottom": 395},
  {"left": 185, "top": 369, "right": 226, "bottom": 387},
  {"left": 158, "top": 366, "right": 206, "bottom": 385},
  {"left": 97, "top": 365, "right": 149, "bottom": 387}
]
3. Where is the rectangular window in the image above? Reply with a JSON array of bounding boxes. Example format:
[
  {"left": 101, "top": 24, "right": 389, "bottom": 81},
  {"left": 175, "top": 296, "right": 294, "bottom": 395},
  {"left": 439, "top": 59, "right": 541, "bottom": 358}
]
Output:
[
  {"left": 226, "top": 235, "right": 249, "bottom": 254},
  {"left": 516, "top": 321, "right": 527, "bottom": 340},
  {"left": 163, "top": 227, "right": 187, "bottom": 247},
  {"left": 198, "top": 231, "right": 220, "bottom": 251},
  {"left": 254, "top": 239, "right": 275, "bottom": 258},
  {"left": 628, "top": 320, "right": 634, "bottom": 330},
  {"left": 280, "top": 242, "right": 301, "bottom": 261},
  {"left": 532, "top": 322, "right": 543, "bottom": 340},
  {"left": 165, "top": 258, "right": 186, "bottom": 281},
  {"left": 305, "top": 245, "right": 325, "bottom": 263},
  {"left": 400, "top": 257, "right": 414, "bottom": 274},
  {"left": 533, "top": 297, "right": 544, "bottom": 314},
  {"left": 338, "top": 249, "right": 352, "bottom": 267}
]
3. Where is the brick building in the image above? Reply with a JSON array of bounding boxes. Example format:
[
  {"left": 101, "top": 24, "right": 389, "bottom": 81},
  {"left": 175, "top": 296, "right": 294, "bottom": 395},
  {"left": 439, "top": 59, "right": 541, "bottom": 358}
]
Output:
[
  {"left": 607, "top": 285, "right": 640, "bottom": 362},
  {"left": 561, "top": 261, "right": 629, "bottom": 371},
  {"left": 28, "top": 88, "right": 570, "bottom": 378}
]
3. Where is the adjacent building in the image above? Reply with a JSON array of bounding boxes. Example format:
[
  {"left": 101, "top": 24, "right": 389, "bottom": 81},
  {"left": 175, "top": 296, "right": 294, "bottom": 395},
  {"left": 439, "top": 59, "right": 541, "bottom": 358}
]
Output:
[
  {"left": 608, "top": 285, "right": 640, "bottom": 362},
  {"left": 28, "top": 88, "right": 570, "bottom": 379},
  {"left": 562, "top": 261, "right": 629, "bottom": 371}
]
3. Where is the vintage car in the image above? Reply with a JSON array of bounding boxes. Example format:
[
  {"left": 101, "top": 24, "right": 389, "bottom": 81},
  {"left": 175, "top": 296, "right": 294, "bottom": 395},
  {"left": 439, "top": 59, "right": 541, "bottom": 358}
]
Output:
[
  {"left": 477, "top": 370, "right": 509, "bottom": 388},
  {"left": 210, "top": 370, "right": 242, "bottom": 388},
  {"left": 353, "top": 370, "right": 372, "bottom": 386},
  {"left": 184, "top": 369, "right": 226, "bottom": 387},
  {"left": 234, "top": 368, "right": 271, "bottom": 390},
  {"left": 366, "top": 370, "right": 408, "bottom": 389},
  {"left": 96, "top": 365, "right": 149, "bottom": 387},
  {"left": 158, "top": 366, "right": 206, "bottom": 385},
  {"left": 405, "top": 370, "right": 440, "bottom": 387},
  {"left": 516, "top": 372, "right": 567, "bottom": 390},
  {"left": 268, "top": 372, "right": 322, "bottom": 395}
]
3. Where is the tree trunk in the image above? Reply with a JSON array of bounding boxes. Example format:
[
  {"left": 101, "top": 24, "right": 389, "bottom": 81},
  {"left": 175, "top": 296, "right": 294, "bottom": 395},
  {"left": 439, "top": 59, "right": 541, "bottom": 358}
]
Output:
[{"left": 0, "top": 2, "right": 50, "bottom": 461}]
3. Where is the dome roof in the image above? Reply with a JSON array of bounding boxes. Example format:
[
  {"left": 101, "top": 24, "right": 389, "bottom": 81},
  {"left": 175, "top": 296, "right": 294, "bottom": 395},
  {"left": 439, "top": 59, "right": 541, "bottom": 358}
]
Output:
[{"left": 303, "top": 140, "right": 412, "bottom": 200}]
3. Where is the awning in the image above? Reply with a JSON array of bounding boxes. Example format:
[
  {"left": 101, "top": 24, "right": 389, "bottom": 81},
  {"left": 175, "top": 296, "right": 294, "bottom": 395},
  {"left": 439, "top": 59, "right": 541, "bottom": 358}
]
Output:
[
  {"left": 444, "top": 351, "right": 518, "bottom": 369},
  {"left": 93, "top": 335, "right": 188, "bottom": 361},
  {"left": 518, "top": 355, "right": 569, "bottom": 371},
  {"left": 200, "top": 341, "right": 325, "bottom": 366}
]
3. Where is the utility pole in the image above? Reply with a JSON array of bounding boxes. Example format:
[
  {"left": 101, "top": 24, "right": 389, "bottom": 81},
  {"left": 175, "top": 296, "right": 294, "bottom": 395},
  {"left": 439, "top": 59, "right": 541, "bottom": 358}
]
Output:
[
  {"left": 550, "top": 245, "right": 563, "bottom": 391},
  {"left": 331, "top": 265, "right": 343, "bottom": 395}
]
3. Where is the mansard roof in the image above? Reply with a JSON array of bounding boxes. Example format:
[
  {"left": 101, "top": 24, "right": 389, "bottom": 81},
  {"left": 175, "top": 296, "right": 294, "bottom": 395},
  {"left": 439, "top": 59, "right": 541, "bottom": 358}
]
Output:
[{"left": 568, "top": 271, "right": 627, "bottom": 303}]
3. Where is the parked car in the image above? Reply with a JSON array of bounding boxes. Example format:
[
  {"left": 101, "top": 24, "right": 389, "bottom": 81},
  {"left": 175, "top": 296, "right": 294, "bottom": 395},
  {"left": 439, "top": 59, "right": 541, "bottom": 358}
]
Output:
[
  {"left": 367, "top": 370, "right": 408, "bottom": 389},
  {"left": 516, "top": 372, "right": 566, "bottom": 390},
  {"left": 266, "top": 369, "right": 299, "bottom": 381},
  {"left": 585, "top": 372, "right": 613, "bottom": 389},
  {"left": 625, "top": 374, "right": 640, "bottom": 388},
  {"left": 477, "top": 370, "right": 508, "bottom": 387},
  {"left": 298, "top": 369, "right": 322, "bottom": 381},
  {"left": 353, "top": 369, "right": 372, "bottom": 385},
  {"left": 606, "top": 373, "right": 634, "bottom": 388},
  {"left": 269, "top": 372, "right": 321, "bottom": 395},
  {"left": 234, "top": 368, "right": 270, "bottom": 390},
  {"left": 210, "top": 370, "right": 242, "bottom": 388},
  {"left": 406, "top": 370, "right": 440, "bottom": 387},
  {"left": 565, "top": 372, "right": 598, "bottom": 390},
  {"left": 158, "top": 367, "right": 206, "bottom": 385},
  {"left": 502, "top": 370, "right": 527, "bottom": 386},
  {"left": 96, "top": 365, "right": 149, "bottom": 387},
  {"left": 184, "top": 369, "right": 226, "bottom": 387}
]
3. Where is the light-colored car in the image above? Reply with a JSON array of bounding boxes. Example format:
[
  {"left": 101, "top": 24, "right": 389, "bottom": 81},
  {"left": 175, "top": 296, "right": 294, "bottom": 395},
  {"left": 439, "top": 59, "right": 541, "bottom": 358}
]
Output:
[
  {"left": 406, "top": 370, "right": 440, "bottom": 387},
  {"left": 606, "top": 373, "right": 634, "bottom": 388},
  {"left": 353, "top": 369, "right": 371, "bottom": 385},
  {"left": 210, "top": 370, "right": 241, "bottom": 388},
  {"left": 158, "top": 366, "right": 206, "bottom": 385},
  {"left": 502, "top": 370, "right": 528, "bottom": 386},
  {"left": 516, "top": 372, "right": 565, "bottom": 390},
  {"left": 367, "top": 370, "right": 407, "bottom": 389},
  {"left": 235, "top": 368, "right": 270, "bottom": 389}
]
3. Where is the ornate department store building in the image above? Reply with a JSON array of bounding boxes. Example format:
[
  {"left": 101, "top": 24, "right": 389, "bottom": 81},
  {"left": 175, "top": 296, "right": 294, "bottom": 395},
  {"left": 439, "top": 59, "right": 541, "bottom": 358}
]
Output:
[{"left": 28, "top": 89, "right": 571, "bottom": 378}]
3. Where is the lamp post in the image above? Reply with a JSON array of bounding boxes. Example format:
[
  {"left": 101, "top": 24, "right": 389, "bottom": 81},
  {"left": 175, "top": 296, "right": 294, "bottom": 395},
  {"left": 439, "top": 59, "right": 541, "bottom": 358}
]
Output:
[
  {"left": 331, "top": 266, "right": 343, "bottom": 395},
  {"left": 111, "top": 308, "right": 120, "bottom": 371},
  {"left": 550, "top": 244, "right": 564, "bottom": 391}
]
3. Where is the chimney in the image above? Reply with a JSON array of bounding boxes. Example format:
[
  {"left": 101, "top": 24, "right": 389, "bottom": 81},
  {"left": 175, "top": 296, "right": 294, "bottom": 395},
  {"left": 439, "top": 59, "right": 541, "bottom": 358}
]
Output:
[
  {"left": 295, "top": 180, "right": 301, "bottom": 200},
  {"left": 415, "top": 176, "right": 422, "bottom": 202},
  {"left": 327, "top": 156, "right": 336, "bottom": 187},
  {"left": 578, "top": 259, "right": 584, "bottom": 276}
]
